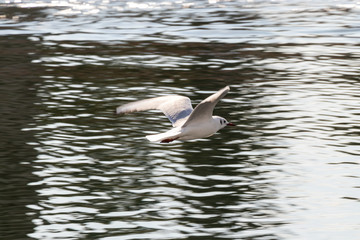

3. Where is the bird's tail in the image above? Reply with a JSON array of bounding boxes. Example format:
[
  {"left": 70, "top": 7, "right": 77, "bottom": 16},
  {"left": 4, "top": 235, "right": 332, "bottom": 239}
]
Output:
[{"left": 146, "top": 129, "right": 182, "bottom": 143}]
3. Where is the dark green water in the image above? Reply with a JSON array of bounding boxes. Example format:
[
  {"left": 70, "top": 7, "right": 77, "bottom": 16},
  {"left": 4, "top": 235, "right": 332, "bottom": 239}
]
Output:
[{"left": 0, "top": 1, "right": 359, "bottom": 239}]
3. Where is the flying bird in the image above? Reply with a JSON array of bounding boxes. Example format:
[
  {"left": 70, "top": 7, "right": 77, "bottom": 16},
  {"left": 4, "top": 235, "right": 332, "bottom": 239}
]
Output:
[{"left": 115, "top": 86, "right": 234, "bottom": 143}]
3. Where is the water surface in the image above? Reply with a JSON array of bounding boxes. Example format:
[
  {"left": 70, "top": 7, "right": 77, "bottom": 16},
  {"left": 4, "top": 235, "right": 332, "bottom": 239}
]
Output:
[{"left": 0, "top": 0, "right": 360, "bottom": 239}]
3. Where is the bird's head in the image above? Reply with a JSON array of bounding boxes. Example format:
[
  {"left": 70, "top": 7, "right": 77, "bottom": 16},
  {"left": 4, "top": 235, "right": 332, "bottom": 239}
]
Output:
[{"left": 214, "top": 116, "right": 235, "bottom": 129}]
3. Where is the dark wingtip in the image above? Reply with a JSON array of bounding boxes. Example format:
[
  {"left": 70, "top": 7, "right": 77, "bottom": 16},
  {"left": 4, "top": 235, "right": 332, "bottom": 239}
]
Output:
[{"left": 114, "top": 109, "right": 124, "bottom": 115}]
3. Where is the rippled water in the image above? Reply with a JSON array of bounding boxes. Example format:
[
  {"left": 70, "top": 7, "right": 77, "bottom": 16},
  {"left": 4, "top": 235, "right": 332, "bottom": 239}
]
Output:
[{"left": 1, "top": 0, "right": 360, "bottom": 239}]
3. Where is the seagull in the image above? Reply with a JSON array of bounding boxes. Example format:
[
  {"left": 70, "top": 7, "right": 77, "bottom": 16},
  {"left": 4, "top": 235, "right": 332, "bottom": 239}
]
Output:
[{"left": 115, "top": 86, "right": 234, "bottom": 143}]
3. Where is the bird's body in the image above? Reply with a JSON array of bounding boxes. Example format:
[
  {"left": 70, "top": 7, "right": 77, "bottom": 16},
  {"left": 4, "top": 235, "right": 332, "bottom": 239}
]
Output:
[{"left": 116, "top": 86, "right": 234, "bottom": 143}]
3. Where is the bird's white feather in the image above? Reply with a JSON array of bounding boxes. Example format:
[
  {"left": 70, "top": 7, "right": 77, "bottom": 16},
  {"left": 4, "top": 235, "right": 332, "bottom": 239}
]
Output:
[
  {"left": 116, "top": 95, "right": 193, "bottom": 127},
  {"left": 182, "top": 86, "right": 230, "bottom": 127},
  {"left": 146, "top": 128, "right": 182, "bottom": 142}
]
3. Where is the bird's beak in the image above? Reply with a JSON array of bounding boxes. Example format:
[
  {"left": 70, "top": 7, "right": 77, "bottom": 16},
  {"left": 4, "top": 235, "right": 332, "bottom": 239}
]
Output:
[{"left": 227, "top": 122, "right": 235, "bottom": 126}]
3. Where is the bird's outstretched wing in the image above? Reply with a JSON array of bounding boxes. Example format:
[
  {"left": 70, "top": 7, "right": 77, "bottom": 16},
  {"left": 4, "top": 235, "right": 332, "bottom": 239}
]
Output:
[
  {"left": 182, "top": 86, "right": 230, "bottom": 127},
  {"left": 116, "top": 95, "right": 193, "bottom": 127}
]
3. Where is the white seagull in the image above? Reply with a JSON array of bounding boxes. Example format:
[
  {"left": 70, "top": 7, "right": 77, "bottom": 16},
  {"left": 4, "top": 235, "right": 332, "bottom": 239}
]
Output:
[{"left": 115, "top": 86, "right": 234, "bottom": 143}]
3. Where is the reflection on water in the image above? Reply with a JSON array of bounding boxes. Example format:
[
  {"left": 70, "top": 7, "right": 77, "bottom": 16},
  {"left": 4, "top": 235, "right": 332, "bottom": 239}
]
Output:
[
  {"left": 1, "top": 0, "right": 360, "bottom": 239},
  {"left": 0, "top": 36, "right": 42, "bottom": 239}
]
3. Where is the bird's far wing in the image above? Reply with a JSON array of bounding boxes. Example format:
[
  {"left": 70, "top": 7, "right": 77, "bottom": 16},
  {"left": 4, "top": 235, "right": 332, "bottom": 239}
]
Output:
[
  {"left": 182, "top": 86, "right": 230, "bottom": 127},
  {"left": 116, "top": 95, "right": 193, "bottom": 127}
]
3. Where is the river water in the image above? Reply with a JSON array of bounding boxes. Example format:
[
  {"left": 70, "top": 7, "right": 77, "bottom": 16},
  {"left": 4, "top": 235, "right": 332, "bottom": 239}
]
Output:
[{"left": 1, "top": 0, "right": 360, "bottom": 239}]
